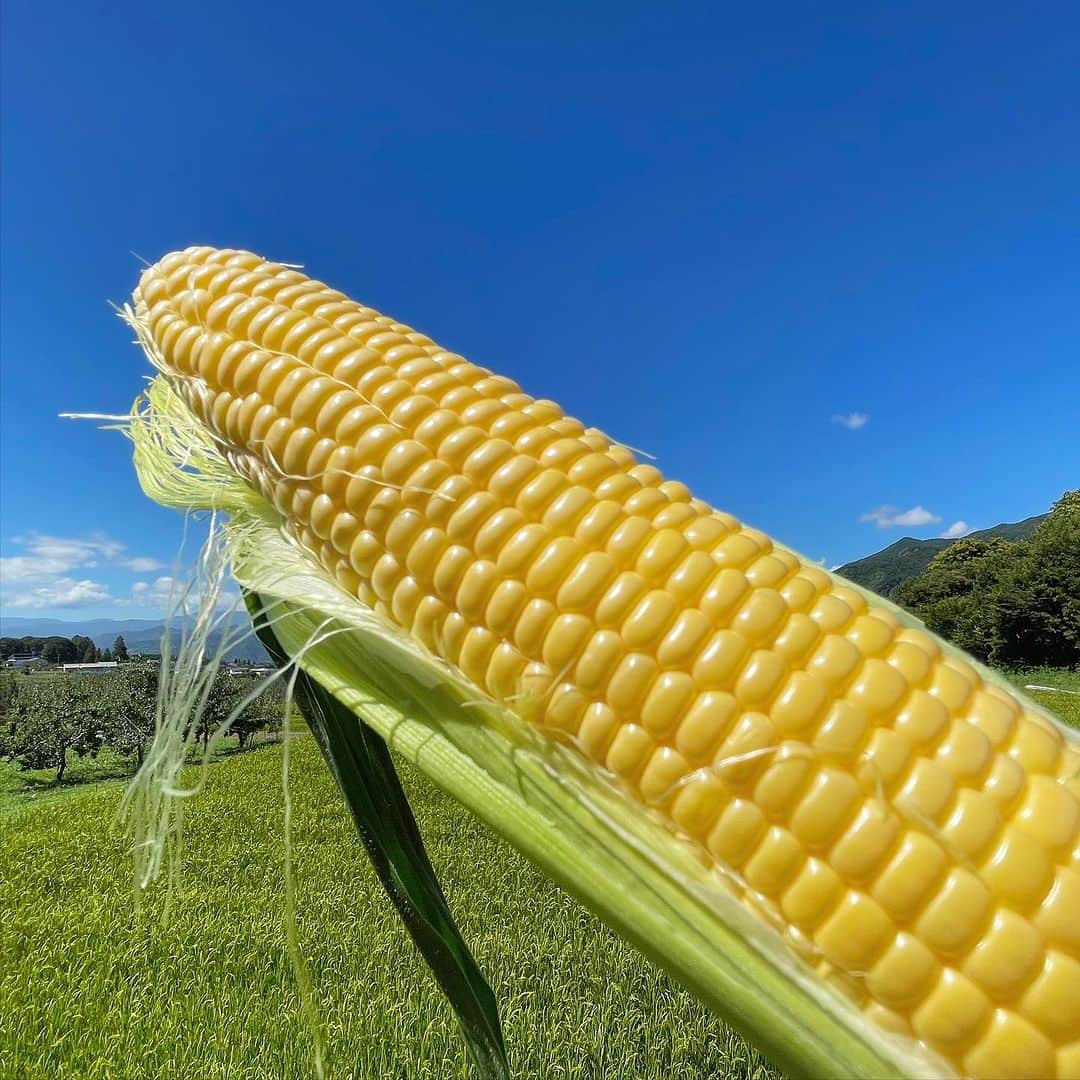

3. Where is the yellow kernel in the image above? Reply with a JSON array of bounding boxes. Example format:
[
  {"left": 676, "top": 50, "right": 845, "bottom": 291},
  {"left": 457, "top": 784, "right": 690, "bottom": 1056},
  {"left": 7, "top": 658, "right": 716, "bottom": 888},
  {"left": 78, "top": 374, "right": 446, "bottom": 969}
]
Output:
[
  {"left": 941, "top": 790, "right": 1001, "bottom": 861},
  {"left": 980, "top": 828, "right": 1054, "bottom": 914},
  {"left": 496, "top": 523, "right": 548, "bottom": 576},
  {"left": 866, "top": 933, "right": 939, "bottom": 1010},
  {"left": 544, "top": 682, "right": 589, "bottom": 734},
  {"left": 666, "top": 550, "right": 717, "bottom": 603},
  {"left": 962, "top": 908, "right": 1045, "bottom": 1001},
  {"left": 743, "top": 827, "right": 804, "bottom": 894},
  {"left": 734, "top": 650, "right": 787, "bottom": 707},
  {"left": 639, "top": 746, "right": 692, "bottom": 804},
  {"left": 446, "top": 491, "right": 498, "bottom": 545},
  {"left": 640, "top": 672, "right": 696, "bottom": 737},
  {"left": 370, "top": 552, "right": 403, "bottom": 603},
  {"left": 390, "top": 576, "right": 423, "bottom": 626},
  {"left": 773, "top": 613, "right": 822, "bottom": 663},
  {"left": 516, "top": 468, "right": 567, "bottom": 517},
  {"left": 753, "top": 750, "right": 814, "bottom": 819},
  {"left": 871, "top": 832, "right": 948, "bottom": 921},
  {"left": 770, "top": 671, "right": 829, "bottom": 734},
  {"left": 962, "top": 1011, "right": 1055, "bottom": 1080},
  {"left": 458, "top": 627, "right": 498, "bottom": 687},
  {"left": 635, "top": 529, "right": 688, "bottom": 581},
  {"left": 713, "top": 712, "right": 775, "bottom": 785},
  {"left": 915, "top": 868, "right": 993, "bottom": 956},
  {"left": 937, "top": 719, "right": 993, "bottom": 781},
  {"left": 1016, "top": 774, "right": 1080, "bottom": 850},
  {"left": 780, "top": 857, "right": 844, "bottom": 930},
  {"left": 847, "top": 658, "right": 909, "bottom": 718},
  {"left": 595, "top": 571, "right": 649, "bottom": 627},
  {"left": 829, "top": 802, "right": 901, "bottom": 882},
  {"left": 574, "top": 500, "right": 623, "bottom": 547},
  {"left": 542, "top": 486, "right": 593, "bottom": 532},
  {"left": 862, "top": 727, "right": 911, "bottom": 787},
  {"left": 807, "top": 635, "right": 862, "bottom": 688},
  {"left": 474, "top": 507, "right": 527, "bottom": 558},
  {"left": 1018, "top": 951, "right": 1080, "bottom": 1042},
  {"left": 348, "top": 530, "right": 382, "bottom": 576},
  {"left": 982, "top": 752, "right": 1028, "bottom": 807},
  {"left": 692, "top": 630, "right": 750, "bottom": 690},
  {"left": 455, "top": 560, "right": 499, "bottom": 622},
  {"left": 512, "top": 598, "right": 557, "bottom": 657},
  {"left": 541, "top": 613, "right": 592, "bottom": 672},
  {"left": 745, "top": 554, "right": 793, "bottom": 589},
  {"left": 682, "top": 515, "right": 731, "bottom": 550},
  {"left": 574, "top": 630, "right": 624, "bottom": 694},
  {"left": 706, "top": 798, "right": 768, "bottom": 867},
  {"left": 486, "top": 644, "right": 527, "bottom": 700},
  {"left": 671, "top": 771, "right": 729, "bottom": 837},
  {"left": 526, "top": 536, "right": 585, "bottom": 596},
  {"left": 895, "top": 758, "right": 955, "bottom": 822},
  {"left": 815, "top": 892, "right": 893, "bottom": 971},
  {"left": 733, "top": 588, "right": 788, "bottom": 645},
  {"left": 621, "top": 589, "right": 678, "bottom": 649},
  {"left": 656, "top": 608, "right": 712, "bottom": 668},
  {"left": 1010, "top": 714, "right": 1064, "bottom": 775},
  {"left": 810, "top": 593, "right": 855, "bottom": 633},
  {"left": 556, "top": 550, "right": 617, "bottom": 612},
  {"left": 846, "top": 614, "right": 896, "bottom": 657},
  {"left": 699, "top": 569, "right": 750, "bottom": 623},
  {"left": 790, "top": 769, "right": 861, "bottom": 851},
  {"left": 813, "top": 701, "right": 868, "bottom": 760},
  {"left": 675, "top": 692, "right": 737, "bottom": 760},
  {"left": 1032, "top": 868, "right": 1080, "bottom": 953},
  {"left": 712, "top": 532, "right": 762, "bottom": 569},
  {"left": 605, "top": 516, "right": 652, "bottom": 565},
  {"left": 578, "top": 702, "right": 620, "bottom": 761},
  {"left": 911, "top": 970, "right": 991, "bottom": 1054},
  {"left": 488, "top": 454, "right": 539, "bottom": 502},
  {"left": 606, "top": 653, "right": 659, "bottom": 720},
  {"left": 605, "top": 723, "right": 654, "bottom": 782}
]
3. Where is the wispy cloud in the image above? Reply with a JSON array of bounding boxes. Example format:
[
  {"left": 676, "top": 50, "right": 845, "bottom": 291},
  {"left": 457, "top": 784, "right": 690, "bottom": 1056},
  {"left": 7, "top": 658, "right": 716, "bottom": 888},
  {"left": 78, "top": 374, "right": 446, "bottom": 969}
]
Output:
[
  {"left": 4, "top": 578, "right": 113, "bottom": 609},
  {"left": 940, "top": 521, "right": 974, "bottom": 539},
  {"left": 131, "top": 575, "right": 240, "bottom": 614},
  {"left": 860, "top": 505, "right": 942, "bottom": 529},
  {"left": 831, "top": 411, "right": 869, "bottom": 430},
  {"left": 0, "top": 532, "right": 162, "bottom": 584}
]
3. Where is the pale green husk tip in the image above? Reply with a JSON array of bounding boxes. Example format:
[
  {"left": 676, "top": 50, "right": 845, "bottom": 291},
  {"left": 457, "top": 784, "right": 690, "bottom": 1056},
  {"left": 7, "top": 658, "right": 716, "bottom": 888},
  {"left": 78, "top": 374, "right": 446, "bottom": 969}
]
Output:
[{"left": 127, "top": 374, "right": 957, "bottom": 1080}]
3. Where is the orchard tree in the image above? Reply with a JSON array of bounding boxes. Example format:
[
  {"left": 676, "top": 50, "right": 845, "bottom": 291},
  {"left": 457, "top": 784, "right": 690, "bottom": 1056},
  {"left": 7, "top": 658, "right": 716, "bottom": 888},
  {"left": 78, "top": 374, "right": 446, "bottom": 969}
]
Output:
[
  {"left": 2, "top": 675, "right": 109, "bottom": 782},
  {"left": 105, "top": 664, "right": 158, "bottom": 765}
]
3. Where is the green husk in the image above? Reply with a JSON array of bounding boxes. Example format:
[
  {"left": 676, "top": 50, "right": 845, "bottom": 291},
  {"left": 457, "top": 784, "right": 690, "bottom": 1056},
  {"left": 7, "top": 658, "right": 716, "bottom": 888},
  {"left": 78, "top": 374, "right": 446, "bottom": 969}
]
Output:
[{"left": 128, "top": 375, "right": 956, "bottom": 1080}]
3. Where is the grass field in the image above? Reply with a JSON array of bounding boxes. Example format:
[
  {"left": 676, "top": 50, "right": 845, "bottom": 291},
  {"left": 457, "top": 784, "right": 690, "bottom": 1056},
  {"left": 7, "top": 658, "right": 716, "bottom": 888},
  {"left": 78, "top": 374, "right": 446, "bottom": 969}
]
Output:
[{"left": 1, "top": 668, "right": 1076, "bottom": 1080}]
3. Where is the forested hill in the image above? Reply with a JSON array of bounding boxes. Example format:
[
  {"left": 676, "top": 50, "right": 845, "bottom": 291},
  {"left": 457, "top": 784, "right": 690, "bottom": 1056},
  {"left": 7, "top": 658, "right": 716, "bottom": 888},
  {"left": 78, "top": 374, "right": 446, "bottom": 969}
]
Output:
[{"left": 836, "top": 514, "right": 1047, "bottom": 598}]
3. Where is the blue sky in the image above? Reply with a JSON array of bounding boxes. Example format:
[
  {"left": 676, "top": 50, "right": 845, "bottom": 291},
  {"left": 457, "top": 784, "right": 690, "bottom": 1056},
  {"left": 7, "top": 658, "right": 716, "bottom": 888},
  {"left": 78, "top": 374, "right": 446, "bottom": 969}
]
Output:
[{"left": 2, "top": 2, "right": 1078, "bottom": 622}]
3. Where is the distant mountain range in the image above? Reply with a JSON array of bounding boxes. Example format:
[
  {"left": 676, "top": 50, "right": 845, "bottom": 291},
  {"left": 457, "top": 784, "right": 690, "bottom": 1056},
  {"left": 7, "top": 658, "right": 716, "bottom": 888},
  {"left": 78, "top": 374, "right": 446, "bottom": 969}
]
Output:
[
  {"left": 0, "top": 613, "right": 269, "bottom": 662},
  {"left": 835, "top": 514, "right": 1047, "bottom": 598}
]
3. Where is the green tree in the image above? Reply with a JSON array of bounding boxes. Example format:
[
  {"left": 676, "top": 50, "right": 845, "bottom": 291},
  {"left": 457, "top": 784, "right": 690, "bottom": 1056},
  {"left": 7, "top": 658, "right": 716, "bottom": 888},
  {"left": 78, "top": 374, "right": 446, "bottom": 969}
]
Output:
[
  {"left": 113, "top": 635, "right": 129, "bottom": 662},
  {"left": 104, "top": 664, "right": 158, "bottom": 764},
  {"left": 1, "top": 675, "right": 109, "bottom": 782},
  {"left": 987, "top": 490, "right": 1080, "bottom": 667},
  {"left": 101, "top": 648, "right": 113, "bottom": 662},
  {"left": 71, "top": 635, "right": 96, "bottom": 663},
  {"left": 894, "top": 490, "right": 1079, "bottom": 667}
]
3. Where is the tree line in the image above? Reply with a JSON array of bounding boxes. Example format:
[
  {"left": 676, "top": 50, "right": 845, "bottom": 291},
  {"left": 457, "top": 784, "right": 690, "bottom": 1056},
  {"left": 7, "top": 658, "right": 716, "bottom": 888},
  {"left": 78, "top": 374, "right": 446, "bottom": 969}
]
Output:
[
  {"left": 0, "top": 665, "right": 284, "bottom": 783},
  {"left": 1, "top": 633, "right": 131, "bottom": 664},
  {"left": 893, "top": 489, "right": 1079, "bottom": 668}
]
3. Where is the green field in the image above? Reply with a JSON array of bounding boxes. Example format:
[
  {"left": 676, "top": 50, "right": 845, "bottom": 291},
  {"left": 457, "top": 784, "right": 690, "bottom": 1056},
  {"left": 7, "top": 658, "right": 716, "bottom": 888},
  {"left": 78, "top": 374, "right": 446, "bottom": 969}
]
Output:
[{"left": 1, "top": 669, "right": 1076, "bottom": 1080}]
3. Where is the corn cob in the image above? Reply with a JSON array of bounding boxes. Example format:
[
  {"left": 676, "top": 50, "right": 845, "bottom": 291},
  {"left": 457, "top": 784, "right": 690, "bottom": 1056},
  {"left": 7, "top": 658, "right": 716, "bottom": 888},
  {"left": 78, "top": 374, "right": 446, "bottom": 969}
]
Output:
[{"left": 132, "top": 246, "right": 1080, "bottom": 1080}]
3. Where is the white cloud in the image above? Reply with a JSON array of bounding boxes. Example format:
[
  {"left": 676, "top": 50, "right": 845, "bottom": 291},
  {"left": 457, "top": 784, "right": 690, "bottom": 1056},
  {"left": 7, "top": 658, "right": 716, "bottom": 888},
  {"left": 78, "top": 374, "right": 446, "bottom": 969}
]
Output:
[
  {"left": 123, "top": 556, "right": 167, "bottom": 573},
  {"left": 0, "top": 532, "right": 163, "bottom": 585},
  {"left": 831, "top": 411, "right": 869, "bottom": 430},
  {"left": 940, "top": 521, "right": 974, "bottom": 539},
  {"left": 131, "top": 576, "right": 240, "bottom": 614},
  {"left": 4, "top": 578, "right": 113, "bottom": 609},
  {"left": 860, "top": 505, "right": 942, "bottom": 529}
]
